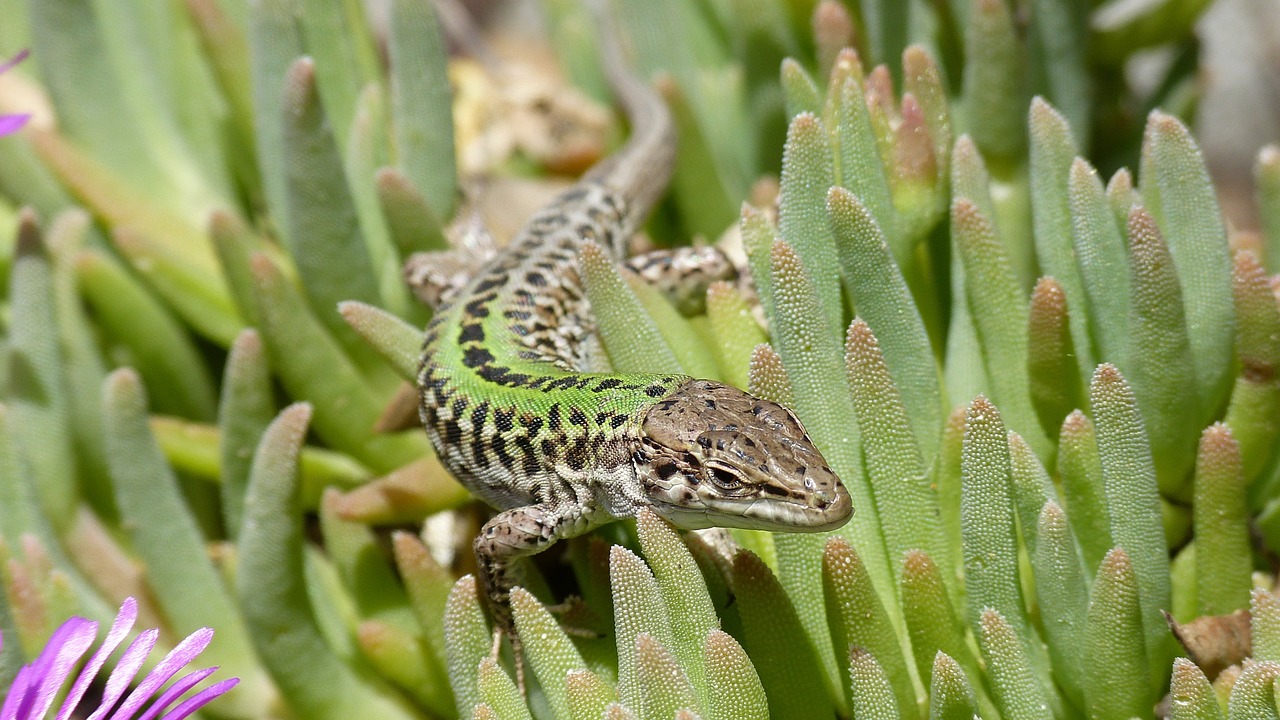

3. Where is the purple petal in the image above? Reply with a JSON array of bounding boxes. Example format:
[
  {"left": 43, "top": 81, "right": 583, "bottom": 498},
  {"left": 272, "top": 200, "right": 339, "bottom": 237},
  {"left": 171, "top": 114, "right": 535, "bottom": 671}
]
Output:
[
  {"left": 158, "top": 678, "right": 238, "bottom": 720},
  {"left": 1, "top": 664, "right": 37, "bottom": 720},
  {"left": 108, "top": 628, "right": 213, "bottom": 720},
  {"left": 0, "top": 49, "right": 29, "bottom": 75},
  {"left": 86, "top": 628, "right": 159, "bottom": 720},
  {"left": 16, "top": 618, "right": 98, "bottom": 720},
  {"left": 57, "top": 598, "right": 138, "bottom": 720},
  {"left": 0, "top": 114, "right": 30, "bottom": 136},
  {"left": 134, "top": 667, "right": 216, "bottom": 720}
]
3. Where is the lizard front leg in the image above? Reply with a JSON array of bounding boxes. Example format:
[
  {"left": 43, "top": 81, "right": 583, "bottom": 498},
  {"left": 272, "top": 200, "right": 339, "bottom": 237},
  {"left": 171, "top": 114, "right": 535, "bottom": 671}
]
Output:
[
  {"left": 473, "top": 501, "right": 601, "bottom": 689},
  {"left": 624, "top": 245, "right": 737, "bottom": 315}
]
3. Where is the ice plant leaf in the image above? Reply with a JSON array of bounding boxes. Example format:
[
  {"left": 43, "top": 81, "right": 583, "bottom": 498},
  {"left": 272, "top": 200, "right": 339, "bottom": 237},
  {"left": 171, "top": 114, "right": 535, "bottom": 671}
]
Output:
[
  {"left": 1251, "top": 590, "right": 1280, "bottom": 663},
  {"left": 218, "top": 329, "right": 276, "bottom": 538},
  {"left": 1225, "top": 661, "right": 1280, "bottom": 720},
  {"left": 1007, "top": 433, "right": 1054, "bottom": 555},
  {"left": 778, "top": 112, "right": 842, "bottom": 335},
  {"left": 339, "top": 300, "right": 425, "bottom": 381},
  {"left": 388, "top": 0, "right": 456, "bottom": 222},
  {"left": 928, "top": 653, "right": 979, "bottom": 720},
  {"left": 1068, "top": 157, "right": 1130, "bottom": 367},
  {"left": 1084, "top": 548, "right": 1151, "bottom": 719},
  {"left": 902, "top": 47, "right": 951, "bottom": 194},
  {"left": 1107, "top": 169, "right": 1140, "bottom": 228},
  {"left": 74, "top": 246, "right": 218, "bottom": 421},
  {"left": 1256, "top": 145, "right": 1280, "bottom": 270},
  {"left": 846, "top": 648, "right": 900, "bottom": 720},
  {"left": 477, "top": 657, "right": 533, "bottom": 720},
  {"left": 637, "top": 510, "right": 716, "bottom": 702},
  {"left": 1142, "top": 112, "right": 1235, "bottom": 413},
  {"left": 822, "top": 537, "right": 916, "bottom": 715},
  {"left": 899, "top": 551, "right": 985, "bottom": 711},
  {"left": 444, "top": 576, "right": 490, "bottom": 718},
  {"left": 768, "top": 238, "right": 892, "bottom": 673},
  {"left": 634, "top": 633, "right": 699, "bottom": 720},
  {"left": 624, "top": 272, "right": 720, "bottom": 379},
  {"left": 1125, "top": 206, "right": 1198, "bottom": 498},
  {"left": 375, "top": 168, "right": 448, "bottom": 256},
  {"left": 1030, "top": 502, "right": 1087, "bottom": 710},
  {"left": 934, "top": 407, "right": 965, "bottom": 586},
  {"left": 1169, "top": 658, "right": 1225, "bottom": 720},
  {"left": 962, "top": 0, "right": 1024, "bottom": 163},
  {"left": 747, "top": 343, "right": 792, "bottom": 406},
  {"left": 280, "top": 58, "right": 386, "bottom": 371},
  {"left": 510, "top": 588, "right": 586, "bottom": 719},
  {"left": 566, "top": 669, "right": 618, "bottom": 720},
  {"left": 389, "top": 532, "right": 452, "bottom": 703},
  {"left": 101, "top": 368, "right": 268, "bottom": 711},
  {"left": 959, "top": 397, "right": 1044, "bottom": 683},
  {"left": 829, "top": 187, "right": 941, "bottom": 461},
  {"left": 843, "top": 319, "right": 946, "bottom": 579},
  {"left": 1027, "top": 277, "right": 1083, "bottom": 438},
  {"left": 611, "top": 545, "right": 675, "bottom": 706},
  {"left": 976, "top": 609, "right": 1052, "bottom": 720},
  {"left": 8, "top": 212, "right": 78, "bottom": 529},
  {"left": 581, "top": 241, "right": 682, "bottom": 374},
  {"left": 1057, "top": 411, "right": 1112, "bottom": 574},
  {"left": 829, "top": 71, "right": 897, "bottom": 253},
  {"left": 1223, "top": 251, "right": 1280, "bottom": 481},
  {"left": 237, "top": 403, "right": 420, "bottom": 720},
  {"left": 1090, "top": 364, "right": 1174, "bottom": 681},
  {"left": 1193, "top": 424, "right": 1252, "bottom": 616},
  {"left": 740, "top": 204, "right": 779, "bottom": 316},
  {"left": 952, "top": 198, "right": 1049, "bottom": 456},
  {"left": 780, "top": 59, "right": 821, "bottom": 120},
  {"left": 704, "top": 630, "right": 768, "bottom": 720},
  {"left": 732, "top": 550, "right": 836, "bottom": 720},
  {"left": 248, "top": 252, "right": 432, "bottom": 474},
  {"left": 705, "top": 281, "right": 767, "bottom": 390}
]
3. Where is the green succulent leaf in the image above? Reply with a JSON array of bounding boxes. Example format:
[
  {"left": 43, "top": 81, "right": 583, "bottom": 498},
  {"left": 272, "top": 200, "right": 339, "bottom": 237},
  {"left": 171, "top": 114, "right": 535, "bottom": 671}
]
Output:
[
  {"left": 822, "top": 537, "right": 917, "bottom": 715},
  {"left": 1124, "top": 206, "right": 1198, "bottom": 498},
  {"left": 1252, "top": 590, "right": 1280, "bottom": 663},
  {"left": 704, "top": 281, "right": 768, "bottom": 390},
  {"left": 829, "top": 187, "right": 941, "bottom": 461},
  {"left": 510, "top": 587, "right": 588, "bottom": 720},
  {"left": 238, "top": 402, "right": 422, "bottom": 719},
  {"left": 611, "top": 545, "right": 676, "bottom": 707},
  {"left": 1140, "top": 112, "right": 1236, "bottom": 415},
  {"left": 1030, "top": 502, "right": 1088, "bottom": 711},
  {"left": 962, "top": 0, "right": 1024, "bottom": 164},
  {"left": 387, "top": 0, "right": 456, "bottom": 223},
  {"left": 976, "top": 609, "right": 1053, "bottom": 720},
  {"left": 927, "top": 652, "right": 979, "bottom": 720},
  {"left": 478, "top": 657, "right": 534, "bottom": 720},
  {"left": 780, "top": 58, "right": 821, "bottom": 120},
  {"left": 633, "top": 633, "right": 700, "bottom": 720},
  {"left": 217, "top": 329, "right": 276, "bottom": 538},
  {"left": 1193, "top": 424, "right": 1252, "bottom": 616},
  {"left": 1084, "top": 547, "right": 1152, "bottom": 719},
  {"left": 1068, "top": 156, "right": 1130, "bottom": 368},
  {"left": 1169, "top": 658, "right": 1226, "bottom": 720},
  {"left": 732, "top": 550, "right": 836, "bottom": 720},
  {"left": 778, "top": 112, "right": 842, "bottom": 335},
  {"left": 1089, "top": 363, "right": 1174, "bottom": 682},
  {"left": 8, "top": 212, "right": 78, "bottom": 527},
  {"left": 581, "top": 241, "right": 683, "bottom": 374},
  {"left": 1057, "top": 410, "right": 1112, "bottom": 574},
  {"left": 1256, "top": 146, "right": 1280, "bottom": 271},
  {"left": 1027, "top": 277, "right": 1083, "bottom": 438},
  {"left": 567, "top": 669, "right": 619, "bottom": 720},
  {"left": 846, "top": 648, "right": 902, "bottom": 720},
  {"left": 445, "top": 576, "right": 492, "bottom": 718},
  {"left": 704, "top": 630, "right": 768, "bottom": 720},
  {"left": 1225, "top": 661, "right": 1280, "bottom": 720},
  {"left": 1224, "top": 251, "right": 1280, "bottom": 483}
]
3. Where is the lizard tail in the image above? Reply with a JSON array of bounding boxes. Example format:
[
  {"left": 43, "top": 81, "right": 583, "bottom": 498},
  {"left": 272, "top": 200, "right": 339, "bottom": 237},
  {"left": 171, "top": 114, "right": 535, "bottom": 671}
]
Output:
[{"left": 583, "top": 0, "right": 677, "bottom": 242}]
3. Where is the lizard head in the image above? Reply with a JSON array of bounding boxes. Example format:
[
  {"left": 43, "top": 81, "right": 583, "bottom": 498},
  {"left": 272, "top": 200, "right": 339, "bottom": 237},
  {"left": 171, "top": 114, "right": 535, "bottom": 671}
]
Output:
[{"left": 634, "top": 379, "right": 852, "bottom": 532}]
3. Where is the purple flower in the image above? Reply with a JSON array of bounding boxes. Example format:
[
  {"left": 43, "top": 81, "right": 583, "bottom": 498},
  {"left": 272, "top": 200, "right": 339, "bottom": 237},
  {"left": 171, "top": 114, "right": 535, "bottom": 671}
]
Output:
[
  {"left": 0, "top": 50, "right": 31, "bottom": 136},
  {"left": 0, "top": 597, "right": 238, "bottom": 720}
]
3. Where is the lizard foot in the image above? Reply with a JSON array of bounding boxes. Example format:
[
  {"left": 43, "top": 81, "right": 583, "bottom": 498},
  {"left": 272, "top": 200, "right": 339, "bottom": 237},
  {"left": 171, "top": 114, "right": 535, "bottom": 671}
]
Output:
[{"left": 489, "top": 627, "right": 529, "bottom": 696}]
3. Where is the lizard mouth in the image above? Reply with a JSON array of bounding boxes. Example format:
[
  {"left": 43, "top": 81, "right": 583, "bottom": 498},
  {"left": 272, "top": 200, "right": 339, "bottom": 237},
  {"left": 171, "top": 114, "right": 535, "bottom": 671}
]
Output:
[{"left": 650, "top": 483, "right": 853, "bottom": 532}]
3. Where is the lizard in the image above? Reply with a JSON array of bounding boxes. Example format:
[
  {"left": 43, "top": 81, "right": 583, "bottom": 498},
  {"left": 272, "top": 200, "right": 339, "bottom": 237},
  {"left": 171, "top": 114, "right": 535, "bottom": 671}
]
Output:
[{"left": 410, "top": 3, "right": 853, "bottom": 682}]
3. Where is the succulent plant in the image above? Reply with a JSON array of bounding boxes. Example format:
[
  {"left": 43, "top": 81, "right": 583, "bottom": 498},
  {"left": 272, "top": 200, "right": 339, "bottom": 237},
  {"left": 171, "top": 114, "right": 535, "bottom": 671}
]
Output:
[{"left": 0, "top": 0, "right": 1279, "bottom": 718}]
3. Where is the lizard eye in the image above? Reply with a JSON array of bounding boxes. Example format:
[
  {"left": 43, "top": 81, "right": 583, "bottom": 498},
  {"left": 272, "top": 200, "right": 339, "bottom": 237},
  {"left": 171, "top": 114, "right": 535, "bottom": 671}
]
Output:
[{"left": 705, "top": 464, "right": 745, "bottom": 494}]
